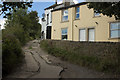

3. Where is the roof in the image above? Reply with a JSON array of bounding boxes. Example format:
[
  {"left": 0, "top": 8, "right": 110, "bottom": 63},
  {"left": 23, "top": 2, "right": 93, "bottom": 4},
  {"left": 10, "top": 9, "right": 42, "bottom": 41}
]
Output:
[
  {"left": 44, "top": 3, "right": 63, "bottom": 10},
  {"left": 52, "top": 2, "right": 88, "bottom": 12}
]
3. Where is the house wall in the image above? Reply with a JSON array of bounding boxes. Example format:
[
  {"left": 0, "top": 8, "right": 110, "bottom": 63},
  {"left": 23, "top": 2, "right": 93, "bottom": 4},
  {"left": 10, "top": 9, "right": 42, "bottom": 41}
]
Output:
[
  {"left": 52, "top": 4, "right": 120, "bottom": 42},
  {"left": 45, "top": 8, "right": 53, "bottom": 27},
  {"left": 52, "top": 8, "right": 73, "bottom": 40},
  {"left": 41, "top": 8, "right": 53, "bottom": 39}
]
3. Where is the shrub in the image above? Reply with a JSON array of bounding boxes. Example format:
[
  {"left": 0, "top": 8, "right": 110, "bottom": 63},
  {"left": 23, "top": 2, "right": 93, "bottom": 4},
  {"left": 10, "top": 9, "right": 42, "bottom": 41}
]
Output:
[
  {"left": 4, "top": 24, "right": 30, "bottom": 46},
  {"left": 2, "top": 33, "right": 24, "bottom": 77}
]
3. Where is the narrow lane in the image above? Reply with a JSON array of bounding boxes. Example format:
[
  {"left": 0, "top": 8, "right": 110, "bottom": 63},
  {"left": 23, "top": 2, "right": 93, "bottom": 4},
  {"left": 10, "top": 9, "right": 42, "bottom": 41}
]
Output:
[
  {"left": 6, "top": 40, "right": 63, "bottom": 78},
  {"left": 6, "top": 40, "right": 118, "bottom": 78}
]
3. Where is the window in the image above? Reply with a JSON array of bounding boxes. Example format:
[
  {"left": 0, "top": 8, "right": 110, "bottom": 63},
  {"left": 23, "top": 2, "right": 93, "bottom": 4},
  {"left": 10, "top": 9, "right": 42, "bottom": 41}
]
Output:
[
  {"left": 75, "top": 7, "right": 79, "bottom": 19},
  {"left": 79, "top": 29, "right": 86, "bottom": 41},
  {"left": 61, "top": 28, "right": 68, "bottom": 40},
  {"left": 50, "top": 13, "right": 52, "bottom": 23},
  {"left": 94, "top": 10, "right": 100, "bottom": 17},
  {"left": 88, "top": 28, "right": 95, "bottom": 41},
  {"left": 110, "top": 22, "right": 120, "bottom": 38},
  {"left": 62, "top": 9, "right": 68, "bottom": 21},
  {"left": 47, "top": 14, "right": 49, "bottom": 24}
]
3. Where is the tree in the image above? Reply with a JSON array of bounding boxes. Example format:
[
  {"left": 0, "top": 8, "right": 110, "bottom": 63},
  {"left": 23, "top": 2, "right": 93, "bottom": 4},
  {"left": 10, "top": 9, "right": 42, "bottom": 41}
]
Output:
[
  {"left": 87, "top": 2, "right": 120, "bottom": 20},
  {"left": 28, "top": 11, "right": 41, "bottom": 39},
  {"left": 5, "top": 8, "right": 41, "bottom": 42},
  {"left": 4, "top": 8, "right": 30, "bottom": 45},
  {"left": 0, "top": 0, "right": 33, "bottom": 17}
]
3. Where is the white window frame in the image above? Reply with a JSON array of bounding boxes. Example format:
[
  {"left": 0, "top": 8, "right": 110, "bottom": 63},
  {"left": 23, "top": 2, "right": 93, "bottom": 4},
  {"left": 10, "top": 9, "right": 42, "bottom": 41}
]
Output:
[
  {"left": 110, "top": 22, "right": 120, "bottom": 38},
  {"left": 79, "top": 29, "right": 86, "bottom": 41},
  {"left": 75, "top": 7, "right": 80, "bottom": 19},
  {"left": 62, "top": 9, "right": 68, "bottom": 21},
  {"left": 88, "top": 28, "right": 95, "bottom": 41},
  {"left": 47, "top": 14, "right": 49, "bottom": 25},
  {"left": 61, "top": 28, "right": 68, "bottom": 40}
]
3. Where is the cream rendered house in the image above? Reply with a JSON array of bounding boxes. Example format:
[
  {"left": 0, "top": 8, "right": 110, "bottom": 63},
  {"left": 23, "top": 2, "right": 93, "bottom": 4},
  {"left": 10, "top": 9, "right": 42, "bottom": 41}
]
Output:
[
  {"left": 41, "top": 0, "right": 75, "bottom": 39},
  {"left": 51, "top": 2, "right": 120, "bottom": 42}
]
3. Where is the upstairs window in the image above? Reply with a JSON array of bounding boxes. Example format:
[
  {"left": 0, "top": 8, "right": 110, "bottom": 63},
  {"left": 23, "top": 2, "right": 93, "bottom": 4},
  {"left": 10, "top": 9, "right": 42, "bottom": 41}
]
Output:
[
  {"left": 110, "top": 22, "right": 120, "bottom": 38},
  {"left": 75, "top": 7, "right": 79, "bottom": 19},
  {"left": 62, "top": 9, "right": 68, "bottom": 21},
  {"left": 61, "top": 28, "right": 68, "bottom": 40},
  {"left": 47, "top": 14, "right": 49, "bottom": 25},
  {"left": 94, "top": 10, "right": 100, "bottom": 17}
]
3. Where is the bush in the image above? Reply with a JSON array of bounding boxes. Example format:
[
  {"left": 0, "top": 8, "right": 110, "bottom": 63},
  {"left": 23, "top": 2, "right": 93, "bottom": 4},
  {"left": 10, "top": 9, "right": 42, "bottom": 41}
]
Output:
[
  {"left": 4, "top": 24, "right": 30, "bottom": 46},
  {"left": 2, "top": 33, "right": 24, "bottom": 77},
  {"left": 2, "top": 9, "right": 41, "bottom": 77}
]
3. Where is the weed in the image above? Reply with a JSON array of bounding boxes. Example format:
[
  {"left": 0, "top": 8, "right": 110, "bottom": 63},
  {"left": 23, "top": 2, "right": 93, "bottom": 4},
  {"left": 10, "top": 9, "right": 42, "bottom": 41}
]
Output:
[
  {"left": 40, "top": 40, "right": 120, "bottom": 74},
  {"left": 29, "top": 46, "right": 33, "bottom": 49}
]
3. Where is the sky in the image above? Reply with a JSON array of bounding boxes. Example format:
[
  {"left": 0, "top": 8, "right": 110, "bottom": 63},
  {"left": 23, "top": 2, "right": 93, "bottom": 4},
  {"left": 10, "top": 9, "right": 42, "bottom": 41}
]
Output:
[{"left": 0, "top": 0, "right": 85, "bottom": 29}]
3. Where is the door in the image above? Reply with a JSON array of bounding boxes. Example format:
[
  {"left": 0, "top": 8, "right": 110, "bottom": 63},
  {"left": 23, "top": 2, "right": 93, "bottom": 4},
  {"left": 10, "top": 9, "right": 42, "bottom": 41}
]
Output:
[
  {"left": 46, "top": 26, "right": 51, "bottom": 39},
  {"left": 88, "top": 28, "right": 95, "bottom": 41},
  {"left": 79, "top": 29, "right": 86, "bottom": 41}
]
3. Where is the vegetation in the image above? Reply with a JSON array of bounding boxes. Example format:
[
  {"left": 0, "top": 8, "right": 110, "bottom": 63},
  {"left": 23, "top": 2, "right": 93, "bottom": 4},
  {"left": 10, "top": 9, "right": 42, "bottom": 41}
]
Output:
[
  {"left": 29, "top": 46, "right": 33, "bottom": 49},
  {"left": 2, "top": 34, "right": 24, "bottom": 76},
  {"left": 40, "top": 40, "right": 120, "bottom": 74},
  {"left": 5, "top": 9, "right": 41, "bottom": 45},
  {"left": 87, "top": 2, "right": 120, "bottom": 20},
  {"left": 0, "top": 1, "right": 32, "bottom": 18},
  {"left": 2, "top": 8, "right": 41, "bottom": 77}
]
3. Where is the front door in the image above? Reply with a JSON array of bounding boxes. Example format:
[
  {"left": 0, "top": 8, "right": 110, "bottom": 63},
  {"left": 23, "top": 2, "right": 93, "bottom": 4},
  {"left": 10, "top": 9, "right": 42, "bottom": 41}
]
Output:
[{"left": 46, "top": 26, "right": 51, "bottom": 39}]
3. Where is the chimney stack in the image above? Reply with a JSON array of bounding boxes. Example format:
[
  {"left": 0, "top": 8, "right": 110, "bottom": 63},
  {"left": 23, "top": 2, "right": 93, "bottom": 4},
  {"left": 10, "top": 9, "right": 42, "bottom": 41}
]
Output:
[
  {"left": 55, "top": 0, "right": 57, "bottom": 4},
  {"left": 63, "top": 0, "right": 73, "bottom": 6}
]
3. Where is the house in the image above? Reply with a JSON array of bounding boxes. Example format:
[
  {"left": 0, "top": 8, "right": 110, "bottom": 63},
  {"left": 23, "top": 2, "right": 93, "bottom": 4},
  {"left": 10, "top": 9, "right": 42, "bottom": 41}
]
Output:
[
  {"left": 41, "top": 3, "right": 58, "bottom": 39},
  {"left": 41, "top": 0, "right": 75, "bottom": 39},
  {"left": 51, "top": 2, "right": 120, "bottom": 42}
]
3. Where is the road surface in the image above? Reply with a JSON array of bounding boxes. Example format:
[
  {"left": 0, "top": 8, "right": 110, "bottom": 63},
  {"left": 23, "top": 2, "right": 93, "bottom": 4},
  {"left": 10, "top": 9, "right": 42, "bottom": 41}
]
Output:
[{"left": 6, "top": 40, "right": 119, "bottom": 79}]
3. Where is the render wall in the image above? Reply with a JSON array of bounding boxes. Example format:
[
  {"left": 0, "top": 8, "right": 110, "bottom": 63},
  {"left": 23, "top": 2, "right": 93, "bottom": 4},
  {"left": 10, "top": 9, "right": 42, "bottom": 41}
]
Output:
[{"left": 52, "top": 4, "right": 120, "bottom": 42}]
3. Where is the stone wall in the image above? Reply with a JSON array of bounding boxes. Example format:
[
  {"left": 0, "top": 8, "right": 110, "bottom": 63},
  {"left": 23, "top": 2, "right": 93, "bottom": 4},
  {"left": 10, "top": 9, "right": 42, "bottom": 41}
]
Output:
[
  {"left": 47, "top": 40, "right": 119, "bottom": 57},
  {"left": 41, "top": 40, "right": 120, "bottom": 73}
]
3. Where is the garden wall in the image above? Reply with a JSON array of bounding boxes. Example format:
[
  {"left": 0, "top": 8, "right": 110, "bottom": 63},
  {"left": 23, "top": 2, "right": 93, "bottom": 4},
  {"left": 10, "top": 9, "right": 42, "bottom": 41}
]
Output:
[{"left": 40, "top": 40, "right": 120, "bottom": 74}]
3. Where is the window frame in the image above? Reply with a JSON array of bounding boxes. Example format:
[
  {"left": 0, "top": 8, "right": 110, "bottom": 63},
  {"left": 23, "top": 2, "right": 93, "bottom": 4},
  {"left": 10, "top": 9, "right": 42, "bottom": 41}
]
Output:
[
  {"left": 61, "top": 28, "right": 68, "bottom": 40},
  {"left": 109, "top": 22, "right": 120, "bottom": 39},
  {"left": 88, "top": 28, "right": 95, "bottom": 41},
  {"left": 79, "top": 28, "right": 86, "bottom": 41},
  {"left": 94, "top": 10, "right": 101, "bottom": 17},
  {"left": 47, "top": 14, "right": 49, "bottom": 25},
  {"left": 75, "top": 6, "right": 80, "bottom": 20},
  {"left": 62, "top": 9, "right": 68, "bottom": 22},
  {"left": 50, "top": 13, "right": 52, "bottom": 23}
]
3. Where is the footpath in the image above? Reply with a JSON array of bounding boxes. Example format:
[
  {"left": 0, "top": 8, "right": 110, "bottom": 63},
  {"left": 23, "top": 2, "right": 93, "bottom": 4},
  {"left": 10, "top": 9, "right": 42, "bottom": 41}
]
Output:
[
  {"left": 7, "top": 40, "right": 63, "bottom": 79},
  {"left": 6, "top": 40, "right": 118, "bottom": 79}
]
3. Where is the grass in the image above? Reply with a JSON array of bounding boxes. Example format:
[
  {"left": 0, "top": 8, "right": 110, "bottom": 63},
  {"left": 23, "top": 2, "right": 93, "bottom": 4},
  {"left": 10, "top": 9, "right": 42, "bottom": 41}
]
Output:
[
  {"left": 29, "top": 46, "right": 33, "bottom": 49},
  {"left": 40, "top": 40, "right": 120, "bottom": 74}
]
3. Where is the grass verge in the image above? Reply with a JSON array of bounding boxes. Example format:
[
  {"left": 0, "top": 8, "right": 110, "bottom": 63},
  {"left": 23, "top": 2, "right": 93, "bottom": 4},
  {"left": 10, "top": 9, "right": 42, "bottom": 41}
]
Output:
[{"left": 40, "top": 40, "right": 120, "bottom": 74}]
